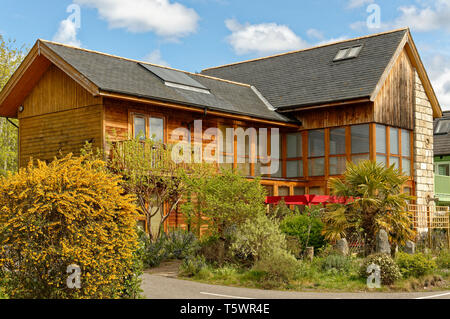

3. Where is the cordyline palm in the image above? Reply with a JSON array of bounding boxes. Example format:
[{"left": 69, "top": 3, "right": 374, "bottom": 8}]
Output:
[{"left": 323, "top": 160, "right": 415, "bottom": 256}]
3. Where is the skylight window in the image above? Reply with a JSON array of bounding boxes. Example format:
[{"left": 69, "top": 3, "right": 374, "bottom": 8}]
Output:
[
  {"left": 139, "top": 63, "right": 210, "bottom": 94},
  {"left": 334, "top": 45, "right": 363, "bottom": 61},
  {"left": 435, "top": 119, "right": 450, "bottom": 135}
]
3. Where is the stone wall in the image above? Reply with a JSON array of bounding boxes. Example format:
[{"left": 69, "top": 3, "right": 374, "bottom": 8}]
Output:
[{"left": 414, "top": 71, "right": 435, "bottom": 206}]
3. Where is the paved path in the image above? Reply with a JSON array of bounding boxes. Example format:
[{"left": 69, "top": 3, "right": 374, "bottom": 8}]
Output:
[{"left": 141, "top": 272, "right": 450, "bottom": 300}]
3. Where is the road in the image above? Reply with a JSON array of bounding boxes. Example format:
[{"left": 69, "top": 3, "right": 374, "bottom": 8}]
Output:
[{"left": 141, "top": 272, "right": 450, "bottom": 300}]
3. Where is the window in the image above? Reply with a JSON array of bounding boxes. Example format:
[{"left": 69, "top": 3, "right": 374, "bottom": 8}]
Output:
[
  {"left": 237, "top": 132, "right": 251, "bottom": 176},
  {"left": 309, "top": 187, "right": 324, "bottom": 195},
  {"left": 286, "top": 133, "right": 303, "bottom": 178},
  {"left": 351, "top": 124, "right": 369, "bottom": 164},
  {"left": 271, "top": 133, "right": 283, "bottom": 178},
  {"left": 435, "top": 120, "right": 450, "bottom": 135},
  {"left": 329, "top": 128, "right": 346, "bottom": 175},
  {"left": 278, "top": 186, "right": 290, "bottom": 197},
  {"left": 437, "top": 163, "right": 450, "bottom": 176},
  {"left": 334, "top": 45, "right": 362, "bottom": 61},
  {"left": 133, "top": 113, "right": 164, "bottom": 143},
  {"left": 139, "top": 63, "right": 210, "bottom": 94},
  {"left": 294, "top": 187, "right": 305, "bottom": 195},
  {"left": 401, "top": 129, "right": 411, "bottom": 176},
  {"left": 376, "top": 124, "right": 387, "bottom": 166},
  {"left": 308, "top": 130, "right": 325, "bottom": 176},
  {"left": 218, "top": 125, "right": 234, "bottom": 170},
  {"left": 134, "top": 116, "right": 146, "bottom": 140}
]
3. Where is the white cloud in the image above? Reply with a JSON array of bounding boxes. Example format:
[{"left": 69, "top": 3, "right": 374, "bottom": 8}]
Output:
[
  {"left": 53, "top": 19, "right": 81, "bottom": 47},
  {"left": 426, "top": 54, "right": 450, "bottom": 110},
  {"left": 74, "top": 0, "right": 199, "bottom": 39},
  {"left": 347, "top": 0, "right": 374, "bottom": 9},
  {"left": 144, "top": 49, "right": 170, "bottom": 67},
  {"left": 306, "top": 28, "right": 324, "bottom": 41},
  {"left": 225, "top": 19, "right": 309, "bottom": 56},
  {"left": 394, "top": 0, "right": 450, "bottom": 32}
]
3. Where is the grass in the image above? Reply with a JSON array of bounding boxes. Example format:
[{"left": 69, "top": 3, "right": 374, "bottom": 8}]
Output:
[{"left": 179, "top": 256, "right": 450, "bottom": 293}]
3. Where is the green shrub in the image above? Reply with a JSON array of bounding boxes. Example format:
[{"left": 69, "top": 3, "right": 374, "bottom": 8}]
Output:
[
  {"left": 396, "top": 252, "right": 437, "bottom": 278},
  {"left": 253, "top": 249, "right": 299, "bottom": 283},
  {"left": 140, "top": 229, "right": 199, "bottom": 268},
  {"left": 360, "top": 254, "right": 402, "bottom": 285},
  {"left": 436, "top": 250, "right": 450, "bottom": 270},
  {"left": 280, "top": 212, "right": 326, "bottom": 251},
  {"left": 231, "top": 213, "right": 287, "bottom": 262},
  {"left": 198, "top": 235, "right": 231, "bottom": 265},
  {"left": 321, "top": 254, "right": 353, "bottom": 274},
  {"left": 179, "top": 255, "right": 207, "bottom": 277},
  {"left": 164, "top": 230, "right": 199, "bottom": 259}
]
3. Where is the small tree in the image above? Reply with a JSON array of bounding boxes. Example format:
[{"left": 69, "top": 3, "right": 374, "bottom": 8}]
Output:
[
  {"left": 181, "top": 169, "right": 267, "bottom": 239},
  {"left": 323, "top": 160, "right": 415, "bottom": 256},
  {"left": 0, "top": 154, "right": 139, "bottom": 298},
  {"left": 109, "top": 137, "right": 213, "bottom": 240}
]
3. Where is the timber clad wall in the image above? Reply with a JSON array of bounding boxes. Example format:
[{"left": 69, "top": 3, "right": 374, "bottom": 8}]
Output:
[
  {"left": 18, "top": 65, "right": 103, "bottom": 166},
  {"left": 414, "top": 71, "right": 435, "bottom": 205},
  {"left": 374, "top": 50, "right": 415, "bottom": 130}
]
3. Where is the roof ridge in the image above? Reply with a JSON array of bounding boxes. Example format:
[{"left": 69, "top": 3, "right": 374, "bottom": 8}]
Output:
[
  {"left": 38, "top": 39, "right": 252, "bottom": 88},
  {"left": 202, "top": 28, "right": 409, "bottom": 72}
]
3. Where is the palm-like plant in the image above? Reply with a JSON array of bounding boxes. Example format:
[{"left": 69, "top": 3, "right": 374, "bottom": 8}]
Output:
[{"left": 323, "top": 160, "right": 415, "bottom": 256}]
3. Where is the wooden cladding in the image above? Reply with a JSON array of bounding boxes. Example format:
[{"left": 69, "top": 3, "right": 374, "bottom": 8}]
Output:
[
  {"left": 19, "top": 104, "right": 103, "bottom": 166},
  {"left": 374, "top": 49, "right": 415, "bottom": 130},
  {"left": 21, "top": 64, "right": 102, "bottom": 119}
]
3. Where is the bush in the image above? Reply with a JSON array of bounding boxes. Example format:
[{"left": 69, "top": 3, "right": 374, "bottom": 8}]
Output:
[
  {"left": 396, "top": 252, "right": 437, "bottom": 278},
  {"left": 231, "top": 213, "right": 287, "bottom": 263},
  {"left": 360, "top": 254, "right": 402, "bottom": 286},
  {"left": 141, "top": 229, "right": 199, "bottom": 268},
  {"left": 252, "top": 249, "right": 299, "bottom": 284},
  {"left": 280, "top": 212, "right": 326, "bottom": 252},
  {"left": 436, "top": 250, "right": 450, "bottom": 270},
  {"left": 179, "top": 255, "right": 207, "bottom": 277},
  {"left": 321, "top": 254, "right": 353, "bottom": 274},
  {"left": 164, "top": 230, "right": 199, "bottom": 259},
  {"left": 0, "top": 154, "right": 139, "bottom": 299}
]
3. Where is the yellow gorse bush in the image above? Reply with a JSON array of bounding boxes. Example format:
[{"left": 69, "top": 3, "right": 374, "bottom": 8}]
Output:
[{"left": 0, "top": 154, "right": 139, "bottom": 298}]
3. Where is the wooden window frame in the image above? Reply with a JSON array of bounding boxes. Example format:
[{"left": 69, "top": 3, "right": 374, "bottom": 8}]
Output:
[{"left": 129, "top": 110, "right": 167, "bottom": 143}]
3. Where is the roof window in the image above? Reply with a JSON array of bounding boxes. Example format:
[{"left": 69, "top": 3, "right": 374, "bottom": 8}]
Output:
[
  {"left": 334, "top": 45, "right": 363, "bottom": 61},
  {"left": 139, "top": 63, "right": 210, "bottom": 94},
  {"left": 435, "top": 119, "right": 450, "bottom": 135}
]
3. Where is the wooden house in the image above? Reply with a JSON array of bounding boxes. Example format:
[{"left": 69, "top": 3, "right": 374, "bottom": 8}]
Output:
[{"left": 0, "top": 28, "right": 442, "bottom": 230}]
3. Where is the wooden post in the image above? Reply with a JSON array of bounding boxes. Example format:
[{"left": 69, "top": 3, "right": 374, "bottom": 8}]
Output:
[{"left": 427, "top": 205, "right": 432, "bottom": 249}]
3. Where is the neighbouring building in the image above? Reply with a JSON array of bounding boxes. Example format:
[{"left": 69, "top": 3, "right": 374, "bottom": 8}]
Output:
[
  {"left": 434, "top": 110, "right": 450, "bottom": 205},
  {"left": 0, "top": 28, "right": 442, "bottom": 230}
]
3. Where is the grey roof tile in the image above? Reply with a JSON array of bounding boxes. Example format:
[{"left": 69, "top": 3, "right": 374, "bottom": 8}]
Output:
[
  {"left": 434, "top": 111, "right": 450, "bottom": 156},
  {"left": 43, "top": 41, "right": 292, "bottom": 123},
  {"left": 202, "top": 30, "right": 407, "bottom": 110}
]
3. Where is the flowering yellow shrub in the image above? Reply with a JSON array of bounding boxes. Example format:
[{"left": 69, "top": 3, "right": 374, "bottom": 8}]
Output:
[{"left": 0, "top": 154, "right": 139, "bottom": 299}]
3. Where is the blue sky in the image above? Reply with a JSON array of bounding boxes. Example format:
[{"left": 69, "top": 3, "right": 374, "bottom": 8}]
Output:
[{"left": 1, "top": 0, "right": 450, "bottom": 109}]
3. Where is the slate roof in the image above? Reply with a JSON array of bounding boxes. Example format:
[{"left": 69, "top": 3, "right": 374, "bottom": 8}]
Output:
[
  {"left": 42, "top": 41, "right": 292, "bottom": 123},
  {"left": 202, "top": 29, "right": 408, "bottom": 110},
  {"left": 434, "top": 111, "right": 450, "bottom": 156}
]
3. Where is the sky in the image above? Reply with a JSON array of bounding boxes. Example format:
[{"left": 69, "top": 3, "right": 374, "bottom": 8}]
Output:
[{"left": 1, "top": 0, "right": 450, "bottom": 110}]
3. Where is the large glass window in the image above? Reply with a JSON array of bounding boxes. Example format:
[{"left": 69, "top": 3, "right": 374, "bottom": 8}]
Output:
[
  {"left": 376, "top": 124, "right": 387, "bottom": 166},
  {"left": 218, "top": 125, "right": 234, "bottom": 171},
  {"left": 401, "top": 129, "right": 411, "bottom": 176},
  {"left": 351, "top": 124, "right": 369, "bottom": 163},
  {"left": 133, "top": 114, "right": 164, "bottom": 143},
  {"left": 308, "top": 130, "right": 325, "bottom": 176},
  {"left": 286, "top": 133, "right": 303, "bottom": 178},
  {"left": 329, "top": 128, "right": 346, "bottom": 175},
  {"left": 271, "top": 133, "right": 282, "bottom": 178}
]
